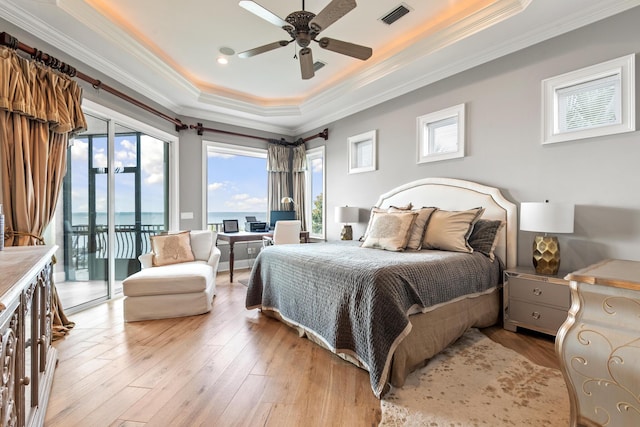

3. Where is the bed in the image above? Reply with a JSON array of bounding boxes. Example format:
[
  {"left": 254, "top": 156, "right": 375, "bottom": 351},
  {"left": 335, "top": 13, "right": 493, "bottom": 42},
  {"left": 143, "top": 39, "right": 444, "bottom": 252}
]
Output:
[{"left": 246, "top": 177, "right": 517, "bottom": 397}]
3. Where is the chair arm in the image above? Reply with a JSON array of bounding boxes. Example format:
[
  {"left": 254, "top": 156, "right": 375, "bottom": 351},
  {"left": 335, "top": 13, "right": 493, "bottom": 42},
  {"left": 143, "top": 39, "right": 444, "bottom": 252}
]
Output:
[
  {"left": 262, "top": 236, "right": 274, "bottom": 247},
  {"left": 207, "top": 246, "right": 221, "bottom": 271},
  {"left": 138, "top": 253, "right": 154, "bottom": 269}
]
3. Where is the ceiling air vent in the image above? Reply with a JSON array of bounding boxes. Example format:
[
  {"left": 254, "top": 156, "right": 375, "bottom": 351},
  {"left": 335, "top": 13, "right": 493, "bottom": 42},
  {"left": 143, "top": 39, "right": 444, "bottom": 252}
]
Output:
[
  {"left": 380, "top": 3, "right": 411, "bottom": 25},
  {"left": 313, "top": 61, "right": 326, "bottom": 72}
]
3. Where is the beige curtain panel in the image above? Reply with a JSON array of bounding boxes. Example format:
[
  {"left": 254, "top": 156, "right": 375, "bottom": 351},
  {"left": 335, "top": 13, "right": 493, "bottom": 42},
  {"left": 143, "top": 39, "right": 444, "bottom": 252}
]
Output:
[
  {"left": 1, "top": 46, "right": 86, "bottom": 338},
  {"left": 292, "top": 144, "right": 307, "bottom": 230},
  {"left": 267, "top": 143, "right": 292, "bottom": 216}
]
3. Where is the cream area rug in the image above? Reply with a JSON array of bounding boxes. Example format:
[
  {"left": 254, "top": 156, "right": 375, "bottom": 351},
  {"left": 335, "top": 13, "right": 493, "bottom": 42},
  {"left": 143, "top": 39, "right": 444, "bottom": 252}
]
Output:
[{"left": 380, "top": 329, "right": 569, "bottom": 426}]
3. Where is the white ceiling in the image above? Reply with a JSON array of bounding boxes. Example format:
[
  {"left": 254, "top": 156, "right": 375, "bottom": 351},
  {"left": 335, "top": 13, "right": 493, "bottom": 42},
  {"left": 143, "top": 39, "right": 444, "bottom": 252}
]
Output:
[{"left": 2, "top": 0, "right": 639, "bottom": 135}]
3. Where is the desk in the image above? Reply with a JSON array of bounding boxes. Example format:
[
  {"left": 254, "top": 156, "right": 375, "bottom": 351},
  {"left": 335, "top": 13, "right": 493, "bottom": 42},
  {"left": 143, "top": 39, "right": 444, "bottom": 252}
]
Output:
[{"left": 217, "top": 230, "right": 309, "bottom": 282}]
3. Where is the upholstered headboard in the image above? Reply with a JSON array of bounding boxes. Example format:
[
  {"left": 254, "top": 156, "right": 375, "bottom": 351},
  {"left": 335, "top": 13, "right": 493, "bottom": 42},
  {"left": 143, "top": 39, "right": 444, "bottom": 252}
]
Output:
[{"left": 375, "top": 177, "right": 517, "bottom": 268}]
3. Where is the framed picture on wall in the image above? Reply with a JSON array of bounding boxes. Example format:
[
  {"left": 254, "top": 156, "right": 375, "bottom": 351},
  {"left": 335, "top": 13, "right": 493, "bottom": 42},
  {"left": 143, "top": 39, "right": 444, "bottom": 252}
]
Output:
[
  {"left": 348, "top": 130, "right": 377, "bottom": 174},
  {"left": 223, "top": 219, "right": 239, "bottom": 233}
]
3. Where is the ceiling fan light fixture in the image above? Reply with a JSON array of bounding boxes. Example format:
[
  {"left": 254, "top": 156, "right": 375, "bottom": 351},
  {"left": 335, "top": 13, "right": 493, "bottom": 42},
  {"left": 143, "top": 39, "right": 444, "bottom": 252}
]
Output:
[{"left": 217, "top": 57, "right": 229, "bottom": 65}]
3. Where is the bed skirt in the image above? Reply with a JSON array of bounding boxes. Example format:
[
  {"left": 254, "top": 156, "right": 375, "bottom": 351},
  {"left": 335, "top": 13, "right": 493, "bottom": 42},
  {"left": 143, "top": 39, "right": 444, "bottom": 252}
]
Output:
[{"left": 260, "top": 287, "right": 500, "bottom": 395}]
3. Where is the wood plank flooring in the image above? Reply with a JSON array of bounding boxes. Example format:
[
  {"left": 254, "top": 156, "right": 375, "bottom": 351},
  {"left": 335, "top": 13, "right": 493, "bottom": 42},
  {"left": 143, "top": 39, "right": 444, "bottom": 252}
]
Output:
[{"left": 45, "top": 269, "right": 558, "bottom": 427}]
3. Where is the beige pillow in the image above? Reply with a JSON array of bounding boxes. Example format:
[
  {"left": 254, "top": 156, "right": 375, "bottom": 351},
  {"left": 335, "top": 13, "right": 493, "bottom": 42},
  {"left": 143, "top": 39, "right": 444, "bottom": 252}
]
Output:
[
  {"left": 151, "top": 231, "right": 195, "bottom": 266},
  {"left": 390, "top": 206, "right": 437, "bottom": 250},
  {"left": 422, "top": 208, "right": 485, "bottom": 253},
  {"left": 361, "top": 211, "right": 418, "bottom": 251},
  {"left": 361, "top": 204, "right": 413, "bottom": 241}
]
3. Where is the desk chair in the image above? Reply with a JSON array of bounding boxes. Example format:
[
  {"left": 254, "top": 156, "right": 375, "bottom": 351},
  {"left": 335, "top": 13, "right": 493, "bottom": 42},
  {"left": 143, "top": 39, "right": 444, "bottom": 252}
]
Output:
[{"left": 263, "top": 220, "right": 302, "bottom": 247}]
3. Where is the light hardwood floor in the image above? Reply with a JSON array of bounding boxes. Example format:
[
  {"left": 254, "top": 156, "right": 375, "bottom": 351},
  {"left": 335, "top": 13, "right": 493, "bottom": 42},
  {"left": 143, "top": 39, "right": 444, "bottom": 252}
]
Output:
[{"left": 45, "top": 269, "right": 558, "bottom": 427}]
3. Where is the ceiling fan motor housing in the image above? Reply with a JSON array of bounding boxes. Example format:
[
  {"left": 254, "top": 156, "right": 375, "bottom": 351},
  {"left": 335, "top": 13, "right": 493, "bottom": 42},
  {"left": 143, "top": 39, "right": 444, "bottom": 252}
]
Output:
[{"left": 285, "top": 11, "right": 317, "bottom": 47}]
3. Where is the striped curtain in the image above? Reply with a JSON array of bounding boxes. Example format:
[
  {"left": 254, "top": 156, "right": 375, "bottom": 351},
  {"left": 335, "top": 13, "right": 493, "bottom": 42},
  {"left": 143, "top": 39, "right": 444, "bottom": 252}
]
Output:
[
  {"left": 267, "top": 142, "right": 291, "bottom": 224},
  {"left": 292, "top": 143, "right": 307, "bottom": 231}
]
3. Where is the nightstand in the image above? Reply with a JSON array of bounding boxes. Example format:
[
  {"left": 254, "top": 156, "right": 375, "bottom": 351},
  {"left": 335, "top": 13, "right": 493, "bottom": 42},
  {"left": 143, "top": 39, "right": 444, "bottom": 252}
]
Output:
[{"left": 503, "top": 266, "right": 570, "bottom": 336}]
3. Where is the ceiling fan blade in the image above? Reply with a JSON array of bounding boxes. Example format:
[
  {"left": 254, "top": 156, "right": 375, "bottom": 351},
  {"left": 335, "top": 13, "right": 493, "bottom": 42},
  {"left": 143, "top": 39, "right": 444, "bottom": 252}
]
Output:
[
  {"left": 299, "top": 48, "right": 315, "bottom": 80},
  {"left": 309, "top": 0, "right": 357, "bottom": 33},
  {"left": 239, "top": 1, "right": 289, "bottom": 28},
  {"left": 318, "top": 37, "right": 372, "bottom": 60},
  {"left": 238, "top": 40, "right": 291, "bottom": 58}
]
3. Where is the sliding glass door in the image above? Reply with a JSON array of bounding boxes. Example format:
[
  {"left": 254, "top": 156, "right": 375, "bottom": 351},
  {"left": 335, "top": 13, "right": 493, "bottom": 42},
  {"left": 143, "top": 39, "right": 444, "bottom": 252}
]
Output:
[{"left": 59, "top": 111, "right": 171, "bottom": 311}]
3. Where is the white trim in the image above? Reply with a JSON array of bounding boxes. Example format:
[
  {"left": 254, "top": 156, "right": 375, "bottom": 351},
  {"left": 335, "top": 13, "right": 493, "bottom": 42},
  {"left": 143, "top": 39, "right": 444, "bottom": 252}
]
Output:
[
  {"left": 305, "top": 146, "right": 326, "bottom": 240},
  {"left": 417, "top": 103, "right": 465, "bottom": 164},
  {"left": 348, "top": 130, "right": 377, "bottom": 174},
  {"left": 541, "top": 54, "right": 635, "bottom": 144}
]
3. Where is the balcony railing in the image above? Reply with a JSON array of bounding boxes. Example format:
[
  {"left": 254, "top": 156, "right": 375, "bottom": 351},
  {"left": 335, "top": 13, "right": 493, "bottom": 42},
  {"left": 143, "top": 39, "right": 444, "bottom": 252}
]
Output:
[{"left": 68, "top": 224, "right": 166, "bottom": 271}]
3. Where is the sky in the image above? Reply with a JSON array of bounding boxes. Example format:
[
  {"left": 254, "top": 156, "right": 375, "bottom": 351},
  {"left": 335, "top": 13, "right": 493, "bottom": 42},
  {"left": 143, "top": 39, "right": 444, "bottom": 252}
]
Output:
[{"left": 70, "top": 133, "right": 167, "bottom": 216}]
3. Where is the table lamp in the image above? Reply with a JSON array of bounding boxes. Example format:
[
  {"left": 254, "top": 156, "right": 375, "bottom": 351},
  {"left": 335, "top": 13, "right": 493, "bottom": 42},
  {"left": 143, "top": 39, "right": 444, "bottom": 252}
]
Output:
[
  {"left": 281, "top": 197, "right": 297, "bottom": 216},
  {"left": 335, "top": 206, "right": 359, "bottom": 240},
  {"left": 520, "top": 201, "right": 574, "bottom": 275}
]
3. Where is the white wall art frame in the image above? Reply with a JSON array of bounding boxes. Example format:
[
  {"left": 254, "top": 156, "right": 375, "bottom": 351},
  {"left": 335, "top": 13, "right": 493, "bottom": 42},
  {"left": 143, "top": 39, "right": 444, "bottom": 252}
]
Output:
[
  {"left": 348, "top": 130, "right": 377, "bottom": 174},
  {"left": 542, "top": 54, "right": 635, "bottom": 144},
  {"left": 416, "top": 103, "right": 465, "bottom": 164}
]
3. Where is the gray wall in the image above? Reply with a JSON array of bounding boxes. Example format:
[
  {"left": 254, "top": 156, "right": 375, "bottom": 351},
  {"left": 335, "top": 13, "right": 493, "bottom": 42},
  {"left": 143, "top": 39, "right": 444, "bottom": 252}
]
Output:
[
  {"left": 3, "top": 7, "right": 639, "bottom": 274},
  {"left": 314, "top": 7, "right": 640, "bottom": 273}
]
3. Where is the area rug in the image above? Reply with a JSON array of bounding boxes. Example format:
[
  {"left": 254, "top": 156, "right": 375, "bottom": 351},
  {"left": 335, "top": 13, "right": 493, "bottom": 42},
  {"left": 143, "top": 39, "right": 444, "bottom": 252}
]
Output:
[{"left": 380, "top": 329, "right": 569, "bottom": 426}]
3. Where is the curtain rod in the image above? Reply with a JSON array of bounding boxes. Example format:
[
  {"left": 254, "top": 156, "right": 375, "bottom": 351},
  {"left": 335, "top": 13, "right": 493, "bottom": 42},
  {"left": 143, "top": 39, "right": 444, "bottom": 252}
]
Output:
[
  {"left": 0, "top": 32, "right": 189, "bottom": 131},
  {"left": 191, "top": 123, "right": 328, "bottom": 145},
  {"left": 1, "top": 31, "right": 330, "bottom": 144}
]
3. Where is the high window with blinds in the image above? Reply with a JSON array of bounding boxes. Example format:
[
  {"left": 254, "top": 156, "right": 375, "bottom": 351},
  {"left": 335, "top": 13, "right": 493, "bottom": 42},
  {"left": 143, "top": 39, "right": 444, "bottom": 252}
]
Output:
[{"left": 542, "top": 54, "right": 635, "bottom": 144}]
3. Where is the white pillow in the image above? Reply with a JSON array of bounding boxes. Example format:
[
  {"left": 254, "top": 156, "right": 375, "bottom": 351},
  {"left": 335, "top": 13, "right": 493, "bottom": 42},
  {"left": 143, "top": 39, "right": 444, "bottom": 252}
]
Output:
[{"left": 190, "top": 230, "right": 215, "bottom": 261}]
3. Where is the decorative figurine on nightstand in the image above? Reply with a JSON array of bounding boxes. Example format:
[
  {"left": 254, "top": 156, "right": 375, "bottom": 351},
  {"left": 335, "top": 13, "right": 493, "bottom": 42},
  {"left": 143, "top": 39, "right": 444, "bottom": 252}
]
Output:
[{"left": 520, "top": 200, "right": 574, "bottom": 275}]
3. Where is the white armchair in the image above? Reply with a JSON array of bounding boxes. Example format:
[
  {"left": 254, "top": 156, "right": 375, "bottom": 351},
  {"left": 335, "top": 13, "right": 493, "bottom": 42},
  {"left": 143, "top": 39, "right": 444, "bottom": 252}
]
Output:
[{"left": 122, "top": 230, "right": 221, "bottom": 322}]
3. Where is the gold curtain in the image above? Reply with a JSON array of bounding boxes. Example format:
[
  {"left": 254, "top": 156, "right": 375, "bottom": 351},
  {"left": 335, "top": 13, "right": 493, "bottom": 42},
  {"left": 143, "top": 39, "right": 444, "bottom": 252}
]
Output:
[{"left": 1, "top": 46, "right": 87, "bottom": 339}]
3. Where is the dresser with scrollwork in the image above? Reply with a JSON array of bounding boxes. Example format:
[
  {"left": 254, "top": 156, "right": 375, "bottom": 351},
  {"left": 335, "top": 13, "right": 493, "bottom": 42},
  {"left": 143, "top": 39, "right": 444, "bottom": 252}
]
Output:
[
  {"left": 0, "top": 246, "right": 58, "bottom": 427},
  {"left": 556, "top": 259, "right": 640, "bottom": 427}
]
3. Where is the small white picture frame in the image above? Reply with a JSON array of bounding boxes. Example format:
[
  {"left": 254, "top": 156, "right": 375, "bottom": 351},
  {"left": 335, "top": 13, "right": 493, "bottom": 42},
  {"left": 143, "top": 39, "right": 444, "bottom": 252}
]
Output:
[
  {"left": 348, "top": 130, "right": 377, "bottom": 174},
  {"left": 417, "top": 103, "right": 465, "bottom": 164}
]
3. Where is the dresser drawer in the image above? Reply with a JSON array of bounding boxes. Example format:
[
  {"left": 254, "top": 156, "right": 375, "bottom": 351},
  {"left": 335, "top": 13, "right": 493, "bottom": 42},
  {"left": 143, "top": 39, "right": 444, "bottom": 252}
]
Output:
[
  {"left": 507, "top": 300, "right": 569, "bottom": 334},
  {"left": 507, "top": 275, "right": 570, "bottom": 309}
]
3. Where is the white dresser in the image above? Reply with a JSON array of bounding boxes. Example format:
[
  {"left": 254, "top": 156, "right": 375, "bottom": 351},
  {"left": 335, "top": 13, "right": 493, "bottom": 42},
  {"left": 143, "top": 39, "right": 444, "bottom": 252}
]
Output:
[
  {"left": 0, "top": 246, "right": 58, "bottom": 427},
  {"left": 556, "top": 259, "right": 640, "bottom": 427}
]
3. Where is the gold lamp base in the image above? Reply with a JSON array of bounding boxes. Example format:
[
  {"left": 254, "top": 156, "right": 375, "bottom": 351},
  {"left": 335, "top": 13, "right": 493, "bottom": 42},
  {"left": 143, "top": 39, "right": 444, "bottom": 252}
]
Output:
[
  {"left": 532, "top": 235, "right": 561, "bottom": 275},
  {"left": 340, "top": 225, "right": 353, "bottom": 240}
]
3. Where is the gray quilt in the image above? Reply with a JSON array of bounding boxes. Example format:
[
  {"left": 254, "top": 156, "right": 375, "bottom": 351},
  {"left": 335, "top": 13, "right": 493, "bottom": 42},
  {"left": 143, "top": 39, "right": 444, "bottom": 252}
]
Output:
[{"left": 245, "top": 241, "right": 502, "bottom": 397}]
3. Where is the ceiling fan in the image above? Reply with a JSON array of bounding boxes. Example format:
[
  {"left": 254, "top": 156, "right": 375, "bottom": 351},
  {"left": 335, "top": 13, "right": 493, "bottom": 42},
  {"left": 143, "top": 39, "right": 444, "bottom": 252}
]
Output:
[{"left": 238, "top": 0, "right": 373, "bottom": 80}]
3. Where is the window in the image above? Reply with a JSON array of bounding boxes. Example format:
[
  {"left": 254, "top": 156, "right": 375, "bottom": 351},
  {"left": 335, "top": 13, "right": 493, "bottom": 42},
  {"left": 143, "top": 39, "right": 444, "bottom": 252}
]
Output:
[
  {"left": 306, "top": 146, "right": 325, "bottom": 239},
  {"left": 542, "top": 54, "right": 635, "bottom": 144},
  {"left": 204, "top": 142, "right": 267, "bottom": 230},
  {"left": 348, "top": 130, "right": 377, "bottom": 174},
  {"left": 417, "top": 104, "right": 465, "bottom": 163}
]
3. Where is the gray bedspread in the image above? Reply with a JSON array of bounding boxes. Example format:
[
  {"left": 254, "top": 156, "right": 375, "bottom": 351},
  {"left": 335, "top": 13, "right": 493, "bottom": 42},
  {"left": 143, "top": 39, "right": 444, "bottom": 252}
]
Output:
[{"left": 245, "top": 241, "right": 502, "bottom": 397}]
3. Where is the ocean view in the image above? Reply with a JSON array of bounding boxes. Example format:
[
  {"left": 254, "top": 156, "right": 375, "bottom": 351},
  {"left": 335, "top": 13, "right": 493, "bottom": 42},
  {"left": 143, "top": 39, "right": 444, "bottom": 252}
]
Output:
[{"left": 71, "top": 212, "right": 267, "bottom": 226}]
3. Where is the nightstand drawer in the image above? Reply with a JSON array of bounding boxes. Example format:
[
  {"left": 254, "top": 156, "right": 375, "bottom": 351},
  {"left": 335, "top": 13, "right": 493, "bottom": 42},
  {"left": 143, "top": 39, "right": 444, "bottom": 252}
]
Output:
[
  {"left": 507, "top": 300, "right": 568, "bottom": 333},
  {"left": 507, "top": 276, "right": 570, "bottom": 309}
]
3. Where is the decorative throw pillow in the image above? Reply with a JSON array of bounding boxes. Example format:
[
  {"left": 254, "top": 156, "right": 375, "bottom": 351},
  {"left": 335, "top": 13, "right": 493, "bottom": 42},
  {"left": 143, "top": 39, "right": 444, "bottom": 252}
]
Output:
[
  {"left": 361, "top": 211, "right": 418, "bottom": 251},
  {"left": 390, "top": 206, "right": 438, "bottom": 250},
  {"left": 151, "top": 230, "right": 195, "bottom": 266},
  {"left": 361, "top": 203, "right": 413, "bottom": 241},
  {"left": 468, "top": 219, "right": 505, "bottom": 261},
  {"left": 422, "top": 207, "right": 485, "bottom": 253}
]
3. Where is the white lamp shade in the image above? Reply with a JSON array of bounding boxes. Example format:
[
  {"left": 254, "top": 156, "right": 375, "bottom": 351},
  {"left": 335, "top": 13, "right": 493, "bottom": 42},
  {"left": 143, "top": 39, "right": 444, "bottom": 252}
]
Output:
[
  {"left": 520, "top": 202, "right": 574, "bottom": 233},
  {"left": 335, "top": 206, "right": 359, "bottom": 224}
]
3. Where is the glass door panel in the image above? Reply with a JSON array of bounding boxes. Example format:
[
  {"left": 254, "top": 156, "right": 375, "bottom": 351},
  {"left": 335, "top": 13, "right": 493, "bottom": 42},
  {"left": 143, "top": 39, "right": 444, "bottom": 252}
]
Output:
[
  {"left": 61, "top": 114, "right": 109, "bottom": 309},
  {"left": 59, "top": 115, "right": 170, "bottom": 309}
]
